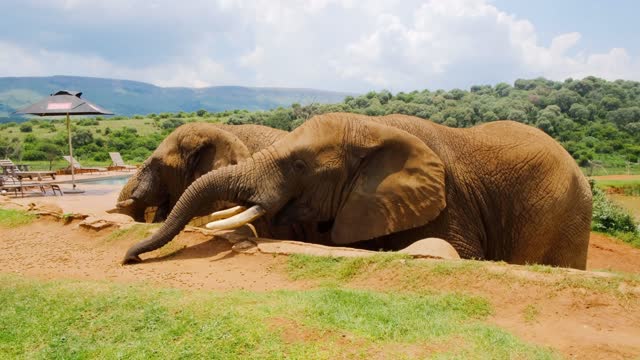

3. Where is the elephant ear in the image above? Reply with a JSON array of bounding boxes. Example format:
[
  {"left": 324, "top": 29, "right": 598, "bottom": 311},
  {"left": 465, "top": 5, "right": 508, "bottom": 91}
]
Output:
[
  {"left": 331, "top": 122, "right": 446, "bottom": 245},
  {"left": 177, "top": 125, "right": 252, "bottom": 182}
]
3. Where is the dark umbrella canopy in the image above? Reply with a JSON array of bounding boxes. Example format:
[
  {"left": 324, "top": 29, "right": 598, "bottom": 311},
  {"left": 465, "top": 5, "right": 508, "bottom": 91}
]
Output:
[
  {"left": 16, "top": 90, "right": 113, "bottom": 116},
  {"left": 14, "top": 90, "right": 113, "bottom": 194}
]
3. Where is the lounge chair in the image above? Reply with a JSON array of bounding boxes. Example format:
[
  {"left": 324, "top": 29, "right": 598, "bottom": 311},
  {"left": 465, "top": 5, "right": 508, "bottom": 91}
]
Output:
[
  {"left": 0, "top": 175, "right": 23, "bottom": 197},
  {"left": 0, "top": 175, "right": 62, "bottom": 197},
  {"left": 62, "top": 156, "right": 107, "bottom": 174},
  {"left": 108, "top": 152, "right": 137, "bottom": 171},
  {"left": 0, "top": 159, "right": 56, "bottom": 181}
]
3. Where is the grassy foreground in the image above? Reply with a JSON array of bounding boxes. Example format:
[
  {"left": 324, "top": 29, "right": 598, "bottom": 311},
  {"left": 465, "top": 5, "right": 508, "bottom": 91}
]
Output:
[
  {"left": 0, "top": 274, "right": 556, "bottom": 359},
  {"left": 0, "top": 209, "right": 35, "bottom": 228}
]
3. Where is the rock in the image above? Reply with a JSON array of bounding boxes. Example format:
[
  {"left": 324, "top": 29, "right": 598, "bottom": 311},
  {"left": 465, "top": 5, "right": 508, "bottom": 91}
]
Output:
[
  {"left": 101, "top": 213, "right": 134, "bottom": 224},
  {"left": 62, "top": 213, "right": 89, "bottom": 224},
  {"left": 254, "top": 239, "right": 376, "bottom": 258},
  {"left": 26, "top": 202, "right": 63, "bottom": 217},
  {"left": 79, "top": 216, "right": 116, "bottom": 231},
  {"left": 398, "top": 238, "right": 461, "bottom": 260},
  {"left": 232, "top": 240, "right": 258, "bottom": 254},
  {"left": 214, "top": 226, "right": 257, "bottom": 244},
  {"left": 78, "top": 214, "right": 133, "bottom": 231}
]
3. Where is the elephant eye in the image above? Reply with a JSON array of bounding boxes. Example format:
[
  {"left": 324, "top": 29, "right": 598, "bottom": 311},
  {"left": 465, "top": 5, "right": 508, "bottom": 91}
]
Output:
[{"left": 292, "top": 159, "right": 307, "bottom": 173}]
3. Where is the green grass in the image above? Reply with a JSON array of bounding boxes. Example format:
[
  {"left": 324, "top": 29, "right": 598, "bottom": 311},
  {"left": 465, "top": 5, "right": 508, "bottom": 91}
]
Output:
[
  {"left": 582, "top": 166, "right": 640, "bottom": 177},
  {"left": 525, "top": 264, "right": 557, "bottom": 274},
  {"left": 94, "top": 118, "right": 159, "bottom": 136},
  {"left": 286, "top": 253, "right": 411, "bottom": 281},
  {"left": 522, "top": 305, "right": 539, "bottom": 324},
  {"left": 595, "top": 179, "right": 640, "bottom": 187},
  {"left": 17, "top": 159, "right": 113, "bottom": 171},
  {"left": 0, "top": 275, "right": 557, "bottom": 359},
  {"left": 285, "top": 254, "right": 640, "bottom": 299},
  {"left": 287, "top": 254, "right": 484, "bottom": 283},
  {"left": 0, "top": 208, "right": 35, "bottom": 228},
  {"left": 604, "top": 231, "right": 640, "bottom": 248}
]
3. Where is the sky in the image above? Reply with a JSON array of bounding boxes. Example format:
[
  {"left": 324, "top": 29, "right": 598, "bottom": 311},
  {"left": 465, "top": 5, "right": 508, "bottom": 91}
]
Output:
[{"left": 0, "top": 0, "right": 638, "bottom": 93}]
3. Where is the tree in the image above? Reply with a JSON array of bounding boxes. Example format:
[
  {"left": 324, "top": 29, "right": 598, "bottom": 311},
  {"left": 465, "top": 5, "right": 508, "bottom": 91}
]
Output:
[
  {"left": 624, "top": 122, "right": 640, "bottom": 136},
  {"left": 0, "top": 136, "right": 21, "bottom": 159},
  {"left": 600, "top": 96, "right": 622, "bottom": 111},
  {"left": 37, "top": 142, "right": 62, "bottom": 170},
  {"left": 494, "top": 82, "right": 512, "bottom": 97},
  {"left": 507, "top": 109, "right": 527, "bottom": 123},
  {"left": 72, "top": 129, "right": 94, "bottom": 147},
  {"left": 19, "top": 124, "right": 32, "bottom": 132},
  {"left": 364, "top": 98, "right": 385, "bottom": 116},
  {"left": 161, "top": 118, "right": 185, "bottom": 130},
  {"left": 483, "top": 111, "right": 498, "bottom": 122},
  {"left": 377, "top": 90, "right": 393, "bottom": 105},
  {"left": 196, "top": 109, "right": 207, "bottom": 117},
  {"left": 568, "top": 103, "right": 591, "bottom": 124},
  {"left": 608, "top": 107, "right": 640, "bottom": 128},
  {"left": 567, "top": 78, "right": 595, "bottom": 96},
  {"left": 514, "top": 79, "right": 537, "bottom": 90},
  {"left": 549, "top": 89, "right": 580, "bottom": 112},
  {"left": 446, "top": 88, "right": 465, "bottom": 100}
]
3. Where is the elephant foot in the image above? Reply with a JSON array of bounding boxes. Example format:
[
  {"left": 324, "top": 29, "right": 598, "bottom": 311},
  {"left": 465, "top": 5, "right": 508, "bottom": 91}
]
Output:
[{"left": 121, "top": 254, "right": 142, "bottom": 265}]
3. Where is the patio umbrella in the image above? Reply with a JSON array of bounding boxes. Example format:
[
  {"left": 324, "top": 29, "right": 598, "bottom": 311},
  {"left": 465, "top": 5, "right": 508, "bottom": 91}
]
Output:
[{"left": 15, "top": 90, "right": 113, "bottom": 193}]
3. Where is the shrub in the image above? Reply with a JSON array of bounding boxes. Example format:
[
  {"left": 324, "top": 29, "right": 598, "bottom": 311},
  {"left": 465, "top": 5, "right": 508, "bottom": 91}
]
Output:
[
  {"left": 22, "top": 149, "right": 47, "bottom": 161},
  {"left": 77, "top": 118, "right": 100, "bottom": 126},
  {"left": 590, "top": 180, "right": 639, "bottom": 234},
  {"left": 19, "top": 124, "right": 32, "bottom": 132},
  {"left": 161, "top": 118, "right": 184, "bottom": 130}
]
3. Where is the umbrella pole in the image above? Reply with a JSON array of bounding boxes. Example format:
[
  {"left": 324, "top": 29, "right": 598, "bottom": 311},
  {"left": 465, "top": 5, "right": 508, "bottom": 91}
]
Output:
[{"left": 66, "top": 113, "right": 76, "bottom": 189}]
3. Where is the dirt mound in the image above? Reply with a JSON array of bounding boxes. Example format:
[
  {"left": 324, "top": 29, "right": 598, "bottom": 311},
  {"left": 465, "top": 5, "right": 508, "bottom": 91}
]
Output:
[
  {"left": 0, "top": 219, "right": 304, "bottom": 291},
  {"left": 1, "top": 218, "right": 639, "bottom": 358},
  {"left": 587, "top": 233, "right": 640, "bottom": 273}
]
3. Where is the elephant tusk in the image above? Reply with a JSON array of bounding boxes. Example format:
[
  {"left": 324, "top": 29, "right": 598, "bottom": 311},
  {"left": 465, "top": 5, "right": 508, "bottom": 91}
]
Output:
[
  {"left": 205, "top": 205, "right": 266, "bottom": 231},
  {"left": 245, "top": 223, "right": 259, "bottom": 238},
  {"left": 209, "top": 205, "right": 247, "bottom": 220},
  {"left": 117, "top": 199, "right": 135, "bottom": 208}
]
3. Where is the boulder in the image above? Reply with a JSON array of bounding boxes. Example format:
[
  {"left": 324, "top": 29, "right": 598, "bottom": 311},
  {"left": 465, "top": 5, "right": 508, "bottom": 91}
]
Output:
[
  {"left": 398, "top": 238, "right": 461, "bottom": 259},
  {"left": 79, "top": 213, "right": 134, "bottom": 231}
]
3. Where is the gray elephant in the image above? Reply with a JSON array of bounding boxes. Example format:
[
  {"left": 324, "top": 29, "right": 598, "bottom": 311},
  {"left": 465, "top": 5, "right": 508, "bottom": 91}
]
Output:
[
  {"left": 112, "top": 122, "right": 287, "bottom": 222},
  {"left": 123, "top": 113, "right": 592, "bottom": 269}
]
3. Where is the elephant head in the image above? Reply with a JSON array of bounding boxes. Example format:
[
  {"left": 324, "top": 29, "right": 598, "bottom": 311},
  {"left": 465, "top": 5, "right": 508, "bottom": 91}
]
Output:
[
  {"left": 112, "top": 123, "right": 252, "bottom": 222},
  {"left": 123, "top": 113, "right": 447, "bottom": 263}
]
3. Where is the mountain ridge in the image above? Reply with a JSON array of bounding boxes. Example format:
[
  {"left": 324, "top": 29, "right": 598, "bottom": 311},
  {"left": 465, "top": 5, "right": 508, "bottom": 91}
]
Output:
[{"left": 0, "top": 75, "right": 354, "bottom": 120}]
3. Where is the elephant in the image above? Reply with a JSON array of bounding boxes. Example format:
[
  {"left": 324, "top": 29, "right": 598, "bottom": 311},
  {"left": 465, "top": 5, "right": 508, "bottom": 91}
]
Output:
[
  {"left": 112, "top": 122, "right": 287, "bottom": 223},
  {"left": 123, "top": 113, "right": 592, "bottom": 269}
]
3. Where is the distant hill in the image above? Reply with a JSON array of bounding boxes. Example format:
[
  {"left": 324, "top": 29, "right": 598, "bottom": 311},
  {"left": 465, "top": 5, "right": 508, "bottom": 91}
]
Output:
[{"left": 0, "top": 76, "right": 353, "bottom": 121}]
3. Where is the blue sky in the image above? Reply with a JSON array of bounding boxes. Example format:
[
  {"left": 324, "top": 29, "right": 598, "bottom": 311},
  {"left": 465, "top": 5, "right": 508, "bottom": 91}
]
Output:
[{"left": 0, "top": 0, "right": 638, "bottom": 92}]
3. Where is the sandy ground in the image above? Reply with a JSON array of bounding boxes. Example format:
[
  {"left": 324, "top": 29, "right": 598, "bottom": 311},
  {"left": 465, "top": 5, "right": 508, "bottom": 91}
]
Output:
[
  {"left": 2, "top": 182, "right": 640, "bottom": 358},
  {"left": 0, "top": 218, "right": 638, "bottom": 359}
]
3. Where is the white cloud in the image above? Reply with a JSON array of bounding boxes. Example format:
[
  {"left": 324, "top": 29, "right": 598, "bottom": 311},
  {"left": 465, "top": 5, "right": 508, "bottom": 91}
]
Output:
[
  {"left": 3, "top": 0, "right": 639, "bottom": 91},
  {"left": 0, "top": 41, "right": 232, "bottom": 88},
  {"left": 239, "top": 47, "right": 264, "bottom": 68}
]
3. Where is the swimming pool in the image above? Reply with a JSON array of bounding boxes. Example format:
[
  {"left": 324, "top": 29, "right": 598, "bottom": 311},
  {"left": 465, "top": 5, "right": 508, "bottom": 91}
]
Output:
[{"left": 68, "top": 174, "right": 132, "bottom": 185}]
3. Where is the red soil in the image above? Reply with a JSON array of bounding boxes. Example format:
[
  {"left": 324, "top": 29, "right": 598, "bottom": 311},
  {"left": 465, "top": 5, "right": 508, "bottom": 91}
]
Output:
[{"left": 0, "top": 219, "right": 638, "bottom": 358}]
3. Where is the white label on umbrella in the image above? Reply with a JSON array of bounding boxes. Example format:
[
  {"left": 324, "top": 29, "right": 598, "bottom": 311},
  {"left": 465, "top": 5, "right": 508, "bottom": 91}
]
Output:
[
  {"left": 88, "top": 104, "right": 102, "bottom": 112},
  {"left": 47, "top": 102, "right": 72, "bottom": 110}
]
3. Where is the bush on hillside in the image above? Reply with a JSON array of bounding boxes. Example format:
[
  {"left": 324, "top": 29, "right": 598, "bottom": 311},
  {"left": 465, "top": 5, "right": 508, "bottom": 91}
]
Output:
[
  {"left": 19, "top": 124, "right": 32, "bottom": 133},
  {"left": 590, "top": 180, "right": 639, "bottom": 234},
  {"left": 77, "top": 118, "right": 100, "bottom": 126}
]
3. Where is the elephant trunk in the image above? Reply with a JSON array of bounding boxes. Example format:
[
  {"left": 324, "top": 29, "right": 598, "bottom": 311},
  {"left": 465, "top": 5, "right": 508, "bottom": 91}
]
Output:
[
  {"left": 113, "top": 163, "right": 153, "bottom": 222},
  {"left": 122, "top": 151, "right": 276, "bottom": 264}
]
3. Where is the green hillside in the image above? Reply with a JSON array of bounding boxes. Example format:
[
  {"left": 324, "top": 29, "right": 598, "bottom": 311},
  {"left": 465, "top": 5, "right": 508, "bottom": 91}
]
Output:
[
  {"left": 0, "top": 76, "right": 353, "bottom": 120},
  {"left": 2, "top": 76, "right": 639, "bottom": 174}
]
